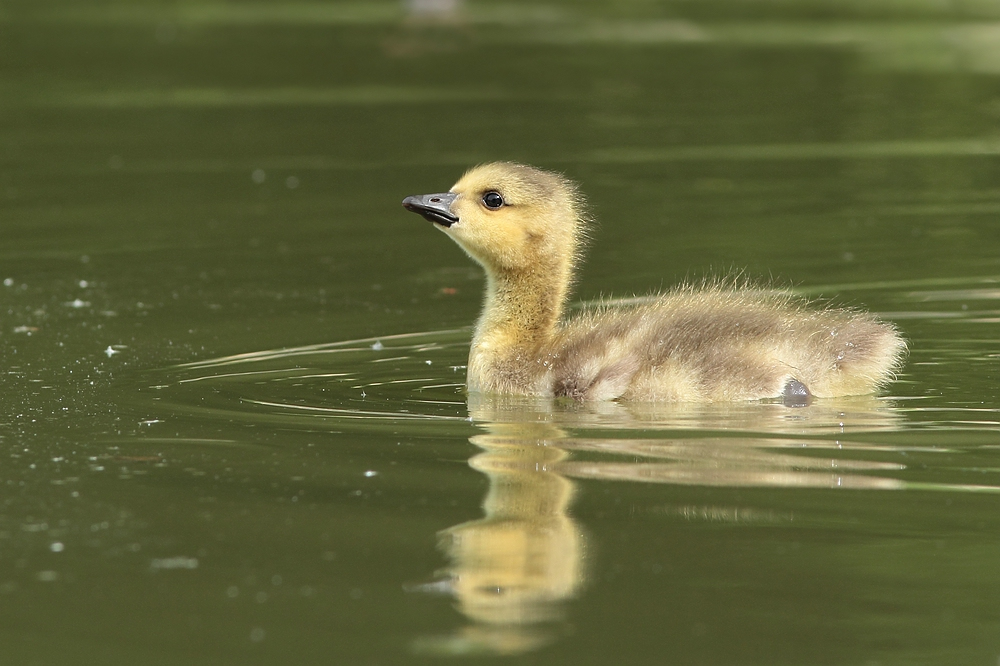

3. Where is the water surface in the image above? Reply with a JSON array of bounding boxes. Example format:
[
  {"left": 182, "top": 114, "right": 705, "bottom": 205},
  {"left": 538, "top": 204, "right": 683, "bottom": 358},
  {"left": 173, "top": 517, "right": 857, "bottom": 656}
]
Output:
[{"left": 3, "top": 1, "right": 1000, "bottom": 663}]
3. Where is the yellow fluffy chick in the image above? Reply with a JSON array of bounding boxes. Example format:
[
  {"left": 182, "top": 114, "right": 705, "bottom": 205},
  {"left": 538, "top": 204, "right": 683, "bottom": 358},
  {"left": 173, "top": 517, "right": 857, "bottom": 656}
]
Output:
[{"left": 403, "top": 162, "right": 905, "bottom": 403}]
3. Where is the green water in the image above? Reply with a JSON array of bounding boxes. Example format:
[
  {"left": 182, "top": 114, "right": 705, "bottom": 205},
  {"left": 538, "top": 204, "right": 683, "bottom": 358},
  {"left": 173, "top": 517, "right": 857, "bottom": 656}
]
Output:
[{"left": 4, "top": 1, "right": 1000, "bottom": 663}]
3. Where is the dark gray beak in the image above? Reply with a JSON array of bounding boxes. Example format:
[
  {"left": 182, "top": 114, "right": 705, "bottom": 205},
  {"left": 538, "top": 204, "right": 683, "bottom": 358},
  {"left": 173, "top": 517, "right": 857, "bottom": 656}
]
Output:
[{"left": 402, "top": 192, "right": 459, "bottom": 228}]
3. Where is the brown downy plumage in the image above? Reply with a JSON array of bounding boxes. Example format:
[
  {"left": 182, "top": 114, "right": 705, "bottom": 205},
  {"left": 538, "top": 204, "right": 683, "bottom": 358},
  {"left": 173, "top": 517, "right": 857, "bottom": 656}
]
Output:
[{"left": 403, "top": 162, "right": 906, "bottom": 403}]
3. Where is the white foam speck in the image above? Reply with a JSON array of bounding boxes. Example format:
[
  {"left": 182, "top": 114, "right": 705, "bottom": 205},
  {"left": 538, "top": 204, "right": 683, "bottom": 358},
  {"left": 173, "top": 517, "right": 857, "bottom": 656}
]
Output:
[{"left": 150, "top": 556, "right": 199, "bottom": 571}]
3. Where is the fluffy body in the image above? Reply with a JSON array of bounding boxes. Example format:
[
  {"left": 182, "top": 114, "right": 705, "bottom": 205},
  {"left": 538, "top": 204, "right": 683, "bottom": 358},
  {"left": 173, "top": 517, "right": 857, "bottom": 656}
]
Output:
[
  {"left": 404, "top": 162, "right": 906, "bottom": 402},
  {"left": 475, "top": 285, "right": 903, "bottom": 401}
]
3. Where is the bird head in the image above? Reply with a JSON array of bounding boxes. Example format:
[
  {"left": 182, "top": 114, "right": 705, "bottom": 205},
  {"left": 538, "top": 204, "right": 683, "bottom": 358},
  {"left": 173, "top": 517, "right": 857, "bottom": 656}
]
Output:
[{"left": 403, "top": 162, "right": 587, "bottom": 276}]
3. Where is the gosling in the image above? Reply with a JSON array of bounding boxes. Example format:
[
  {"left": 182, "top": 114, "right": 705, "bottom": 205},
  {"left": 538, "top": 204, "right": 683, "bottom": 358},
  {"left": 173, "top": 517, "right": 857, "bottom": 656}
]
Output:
[{"left": 403, "top": 162, "right": 905, "bottom": 403}]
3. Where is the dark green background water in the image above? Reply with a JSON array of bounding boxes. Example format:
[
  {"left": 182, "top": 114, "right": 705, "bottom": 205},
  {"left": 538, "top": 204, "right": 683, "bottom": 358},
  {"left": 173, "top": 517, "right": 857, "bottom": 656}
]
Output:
[{"left": 4, "top": 1, "right": 1000, "bottom": 664}]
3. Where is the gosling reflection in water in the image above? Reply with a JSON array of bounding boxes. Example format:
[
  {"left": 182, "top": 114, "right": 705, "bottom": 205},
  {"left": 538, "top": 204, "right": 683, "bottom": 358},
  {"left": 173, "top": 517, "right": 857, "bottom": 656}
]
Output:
[
  {"left": 414, "top": 417, "right": 583, "bottom": 656},
  {"left": 415, "top": 395, "right": 911, "bottom": 655}
]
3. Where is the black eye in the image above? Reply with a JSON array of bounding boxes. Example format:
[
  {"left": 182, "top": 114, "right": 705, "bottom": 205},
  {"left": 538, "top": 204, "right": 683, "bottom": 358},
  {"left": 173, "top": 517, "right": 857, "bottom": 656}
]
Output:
[{"left": 482, "top": 191, "right": 504, "bottom": 210}]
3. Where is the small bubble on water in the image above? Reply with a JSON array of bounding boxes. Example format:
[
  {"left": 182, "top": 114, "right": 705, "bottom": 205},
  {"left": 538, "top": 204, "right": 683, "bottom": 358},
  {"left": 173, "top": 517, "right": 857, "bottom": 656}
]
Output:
[
  {"left": 364, "top": 470, "right": 378, "bottom": 478},
  {"left": 370, "top": 340, "right": 384, "bottom": 351},
  {"left": 49, "top": 542, "right": 64, "bottom": 553},
  {"left": 3, "top": 278, "right": 12, "bottom": 287},
  {"left": 78, "top": 280, "right": 89, "bottom": 288},
  {"left": 251, "top": 169, "right": 266, "bottom": 184}
]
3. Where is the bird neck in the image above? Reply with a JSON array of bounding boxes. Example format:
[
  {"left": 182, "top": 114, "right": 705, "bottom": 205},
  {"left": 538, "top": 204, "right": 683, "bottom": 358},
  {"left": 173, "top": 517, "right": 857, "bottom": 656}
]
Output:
[{"left": 472, "top": 262, "right": 571, "bottom": 358}]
